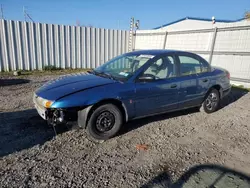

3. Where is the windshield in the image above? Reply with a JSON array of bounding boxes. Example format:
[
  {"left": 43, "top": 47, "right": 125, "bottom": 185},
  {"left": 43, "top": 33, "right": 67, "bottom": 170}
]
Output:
[{"left": 93, "top": 54, "right": 154, "bottom": 81}]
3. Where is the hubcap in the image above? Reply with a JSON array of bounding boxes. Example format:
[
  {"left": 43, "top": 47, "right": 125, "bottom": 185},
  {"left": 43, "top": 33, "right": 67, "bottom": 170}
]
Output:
[
  {"left": 96, "top": 111, "right": 115, "bottom": 132},
  {"left": 205, "top": 92, "right": 218, "bottom": 110}
]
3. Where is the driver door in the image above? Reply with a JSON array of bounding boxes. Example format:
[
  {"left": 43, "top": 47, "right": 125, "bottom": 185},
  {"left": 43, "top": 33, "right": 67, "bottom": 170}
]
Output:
[{"left": 134, "top": 54, "right": 180, "bottom": 117}]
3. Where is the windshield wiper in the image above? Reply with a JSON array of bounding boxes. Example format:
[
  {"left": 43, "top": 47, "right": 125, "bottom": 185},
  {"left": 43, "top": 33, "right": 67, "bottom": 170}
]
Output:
[
  {"left": 99, "top": 72, "right": 118, "bottom": 81},
  {"left": 87, "top": 70, "right": 98, "bottom": 75},
  {"left": 89, "top": 70, "right": 118, "bottom": 81}
]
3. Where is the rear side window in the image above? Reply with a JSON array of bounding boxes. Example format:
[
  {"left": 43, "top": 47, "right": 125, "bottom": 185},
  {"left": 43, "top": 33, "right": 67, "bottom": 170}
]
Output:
[{"left": 179, "top": 55, "right": 209, "bottom": 76}]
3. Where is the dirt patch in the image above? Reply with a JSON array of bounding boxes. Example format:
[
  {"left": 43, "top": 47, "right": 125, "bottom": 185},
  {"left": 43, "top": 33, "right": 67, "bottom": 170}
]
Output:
[{"left": 0, "top": 75, "right": 250, "bottom": 187}]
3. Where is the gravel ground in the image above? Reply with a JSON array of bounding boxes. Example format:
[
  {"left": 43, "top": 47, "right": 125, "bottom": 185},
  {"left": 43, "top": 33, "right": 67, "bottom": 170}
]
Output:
[{"left": 1, "top": 74, "right": 250, "bottom": 188}]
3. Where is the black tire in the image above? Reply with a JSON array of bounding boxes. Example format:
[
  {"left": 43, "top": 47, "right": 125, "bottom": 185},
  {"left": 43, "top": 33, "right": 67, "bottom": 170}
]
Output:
[
  {"left": 202, "top": 89, "right": 220, "bottom": 114},
  {"left": 86, "top": 104, "right": 123, "bottom": 140}
]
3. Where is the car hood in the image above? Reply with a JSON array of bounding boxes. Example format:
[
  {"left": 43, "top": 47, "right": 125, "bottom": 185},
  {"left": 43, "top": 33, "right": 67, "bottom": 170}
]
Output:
[{"left": 35, "top": 72, "right": 116, "bottom": 101}]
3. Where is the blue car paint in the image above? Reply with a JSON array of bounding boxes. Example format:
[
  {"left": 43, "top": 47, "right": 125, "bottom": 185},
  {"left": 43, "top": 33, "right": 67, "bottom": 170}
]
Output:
[
  {"left": 35, "top": 50, "right": 230, "bottom": 123},
  {"left": 36, "top": 73, "right": 116, "bottom": 101},
  {"left": 51, "top": 82, "right": 137, "bottom": 119},
  {"left": 134, "top": 77, "right": 180, "bottom": 116}
]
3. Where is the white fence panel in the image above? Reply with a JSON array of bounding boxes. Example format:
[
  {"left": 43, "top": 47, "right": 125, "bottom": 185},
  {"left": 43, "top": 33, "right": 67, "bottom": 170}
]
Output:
[
  {"left": 197, "top": 54, "right": 210, "bottom": 62},
  {"left": 214, "top": 29, "right": 250, "bottom": 52},
  {"left": 212, "top": 55, "right": 250, "bottom": 80},
  {"left": 166, "top": 32, "right": 212, "bottom": 51},
  {"left": 0, "top": 19, "right": 129, "bottom": 71},
  {"left": 134, "top": 25, "right": 250, "bottom": 85},
  {"left": 135, "top": 30, "right": 165, "bottom": 50}
]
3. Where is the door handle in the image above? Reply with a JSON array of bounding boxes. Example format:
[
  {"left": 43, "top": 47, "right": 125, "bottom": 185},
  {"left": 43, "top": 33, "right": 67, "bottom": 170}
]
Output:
[
  {"left": 170, "top": 84, "right": 177, "bottom": 88},
  {"left": 202, "top": 79, "right": 208, "bottom": 82}
]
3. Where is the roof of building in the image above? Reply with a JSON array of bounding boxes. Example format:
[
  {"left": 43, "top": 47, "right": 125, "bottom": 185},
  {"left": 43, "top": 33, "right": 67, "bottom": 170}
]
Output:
[{"left": 153, "top": 16, "right": 245, "bottom": 29}]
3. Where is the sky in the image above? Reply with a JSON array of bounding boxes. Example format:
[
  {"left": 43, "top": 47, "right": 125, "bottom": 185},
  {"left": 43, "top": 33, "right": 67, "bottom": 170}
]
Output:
[{"left": 0, "top": 0, "right": 249, "bottom": 30}]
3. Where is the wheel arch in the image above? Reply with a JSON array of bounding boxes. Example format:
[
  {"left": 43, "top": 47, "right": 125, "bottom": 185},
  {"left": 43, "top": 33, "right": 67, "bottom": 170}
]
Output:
[
  {"left": 201, "top": 84, "right": 221, "bottom": 113},
  {"left": 209, "top": 84, "right": 223, "bottom": 98},
  {"left": 201, "top": 84, "right": 222, "bottom": 105},
  {"left": 78, "top": 98, "right": 128, "bottom": 129}
]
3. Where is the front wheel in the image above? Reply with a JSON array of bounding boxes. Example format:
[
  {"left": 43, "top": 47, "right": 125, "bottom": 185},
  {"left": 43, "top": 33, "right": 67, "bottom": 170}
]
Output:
[
  {"left": 86, "top": 104, "right": 123, "bottom": 140},
  {"left": 202, "top": 89, "right": 220, "bottom": 114}
]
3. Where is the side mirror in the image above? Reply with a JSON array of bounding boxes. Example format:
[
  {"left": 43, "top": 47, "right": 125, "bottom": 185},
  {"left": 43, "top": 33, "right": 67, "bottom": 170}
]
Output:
[{"left": 138, "top": 74, "right": 155, "bottom": 82}]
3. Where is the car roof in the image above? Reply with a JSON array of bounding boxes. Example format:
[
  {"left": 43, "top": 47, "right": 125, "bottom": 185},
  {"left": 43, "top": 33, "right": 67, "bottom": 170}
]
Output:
[{"left": 125, "top": 49, "right": 186, "bottom": 56}]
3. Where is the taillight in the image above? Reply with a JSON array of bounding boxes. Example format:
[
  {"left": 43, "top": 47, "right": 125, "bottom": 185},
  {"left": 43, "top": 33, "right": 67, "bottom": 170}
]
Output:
[{"left": 226, "top": 71, "right": 230, "bottom": 79}]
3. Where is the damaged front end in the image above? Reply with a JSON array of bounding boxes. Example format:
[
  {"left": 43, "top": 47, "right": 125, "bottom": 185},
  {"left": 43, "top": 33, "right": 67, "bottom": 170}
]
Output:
[
  {"left": 33, "top": 94, "right": 78, "bottom": 126},
  {"left": 46, "top": 108, "right": 78, "bottom": 125}
]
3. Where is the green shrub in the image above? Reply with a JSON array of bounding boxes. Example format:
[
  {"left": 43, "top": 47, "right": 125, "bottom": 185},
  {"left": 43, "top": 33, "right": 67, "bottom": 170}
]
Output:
[{"left": 43, "top": 65, "right": 62, "bottom": 71}]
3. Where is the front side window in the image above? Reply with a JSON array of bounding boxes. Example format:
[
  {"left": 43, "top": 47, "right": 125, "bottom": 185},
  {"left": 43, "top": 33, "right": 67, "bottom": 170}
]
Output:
[
  {"left": 142, "top": 56, "right": 176, "bottom": 80},
  {"left": 94, "top": 54, "right": 154, "bottom": 81},
  {"left": 179, "top": 55, "right": 209, "bottom": 76}
]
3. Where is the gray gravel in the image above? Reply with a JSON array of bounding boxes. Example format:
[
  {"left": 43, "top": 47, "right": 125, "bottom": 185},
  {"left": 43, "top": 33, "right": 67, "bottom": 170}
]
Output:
[{"left": 1, "top": 74, "right": 250, "bottom": 188}]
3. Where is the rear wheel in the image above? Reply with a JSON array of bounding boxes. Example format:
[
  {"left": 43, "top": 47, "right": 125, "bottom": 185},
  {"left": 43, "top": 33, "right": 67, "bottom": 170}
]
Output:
[
  {"left": 202, "top": 89, "right": 220, "bottom": 113},
  {"left": 86, "top": 104, "right": 123, "bottom": 140}
]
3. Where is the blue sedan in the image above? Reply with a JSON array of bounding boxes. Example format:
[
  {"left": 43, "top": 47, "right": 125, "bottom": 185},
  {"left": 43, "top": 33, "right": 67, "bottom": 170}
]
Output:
[{"left": 34, "top": 50, "right": 231, "bottom": 140}]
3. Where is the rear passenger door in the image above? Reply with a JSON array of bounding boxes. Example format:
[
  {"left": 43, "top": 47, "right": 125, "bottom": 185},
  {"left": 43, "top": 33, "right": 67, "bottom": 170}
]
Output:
[
  {"left": 176, "top": 53, "right": 203, "bottom": 108},
  {"left": 195, "top": 56, "right": 211, "bottom": 103}
]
